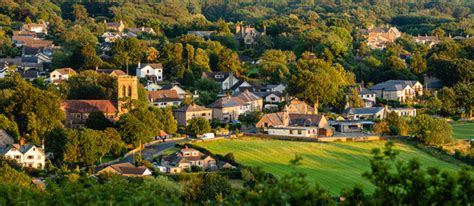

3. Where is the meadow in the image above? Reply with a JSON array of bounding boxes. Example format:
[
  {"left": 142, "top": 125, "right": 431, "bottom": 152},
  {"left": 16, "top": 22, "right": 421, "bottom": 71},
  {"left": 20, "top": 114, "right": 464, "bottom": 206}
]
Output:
[
  {"left": 451, "top": 121, "right": 474, "bottom": 140},
  {"left": 194, "top": 137, "right": 464, "bottom": 194}
]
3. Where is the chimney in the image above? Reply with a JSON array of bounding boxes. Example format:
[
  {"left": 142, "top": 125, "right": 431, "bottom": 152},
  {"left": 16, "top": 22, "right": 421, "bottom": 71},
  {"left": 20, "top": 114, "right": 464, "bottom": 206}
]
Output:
[
  {"left": 313, "top": 96, "right": 319, "bottom": 115},
  {"left": 20, "top": 138, "right": 25, "bottom": 146},
  {"left": 41, "top": 138, "right": 45, "bottom": 150}
]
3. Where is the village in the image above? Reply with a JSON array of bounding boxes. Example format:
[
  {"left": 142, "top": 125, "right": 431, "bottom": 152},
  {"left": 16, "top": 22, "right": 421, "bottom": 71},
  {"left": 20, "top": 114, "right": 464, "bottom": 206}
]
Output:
[{"left": 0, "top": 1, "right": 472, "bottom": 204}]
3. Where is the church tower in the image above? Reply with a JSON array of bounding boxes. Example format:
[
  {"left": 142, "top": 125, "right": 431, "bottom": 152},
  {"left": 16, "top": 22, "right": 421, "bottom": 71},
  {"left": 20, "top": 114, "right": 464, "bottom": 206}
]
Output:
[{"left": 117, "top": 75, "right": 138, "bottom": 114}]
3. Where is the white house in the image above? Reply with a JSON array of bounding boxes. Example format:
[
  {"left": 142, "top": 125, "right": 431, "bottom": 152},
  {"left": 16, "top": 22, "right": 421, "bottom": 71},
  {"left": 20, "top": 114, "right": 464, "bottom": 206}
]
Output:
[
  {"left": 50, "top": 68, "right": 76, "bottom": 84},
  {"left": 136, "top": 63, "right": 163, "bottom": 82},
  {"left": 1, "top": 143, "right": 46, "bottom": 169},
  {"left": 201, "top": 72, "right": 239, "bottom": 90},
  {"left": 267, "top": 126, "right": 319, "bottom": 137},
  {"left": 265, "top": 84, "right": 286, "bottom": 93},
  {"left": 148, "top": 89, "right": 181, "bottom": 108}
]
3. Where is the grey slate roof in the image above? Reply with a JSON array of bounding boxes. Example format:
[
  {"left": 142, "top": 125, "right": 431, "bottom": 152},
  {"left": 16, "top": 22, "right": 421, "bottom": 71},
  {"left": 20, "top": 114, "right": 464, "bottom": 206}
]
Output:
[
  {"left": 370, "top": 80, "right": 419, "bottom": 91},
  {"left": 343, "top": 107, "right": 385, "bottom": 115},
  {"left": 0, "top": 129, "right": 14, "bottom": 147}
]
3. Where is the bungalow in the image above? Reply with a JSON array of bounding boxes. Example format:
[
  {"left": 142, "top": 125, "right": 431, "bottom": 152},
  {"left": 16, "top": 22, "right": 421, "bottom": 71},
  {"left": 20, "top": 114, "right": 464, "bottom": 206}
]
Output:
[
  {"left": 369, "top": 80, "right": 423, "bottom": 103},
  {"left": 148, "top": 90, "right": 181, "bottom": 108},
  {"left": 97, "top": 162, "right": 152, "bottom": 177},
  {"left": 174, "top": 104, "right": 213, "bottom": 127},
  {"left": 343, "top": 107, "right": 389, "bottom": 120},
  {"left": 136, "top": 63, "right": 163, "bottom": 82},
  {"left": 201, "top": 71, "right": 239, "bottom": 90},
  {"left": 1, "top": 141, "right": 46, "bottom": 169},
  {"left": 50, "top": 68, "right": 76, "bottom": 84},
  {"left": 329, "top": 120, "right": 375, "bottom": 133},
  {"left": 160, "top": 146, "right": 217, "bottom": 173}
]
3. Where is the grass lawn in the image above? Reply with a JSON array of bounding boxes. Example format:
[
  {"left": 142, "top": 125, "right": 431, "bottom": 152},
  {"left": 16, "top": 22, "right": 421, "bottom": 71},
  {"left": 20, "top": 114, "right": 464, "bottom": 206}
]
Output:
[
  {"left": 451, "top": 121, "right": 474, "bottom": 140},
  {"left": 194, "top": 137, "right": 465, "bottom": 194}
]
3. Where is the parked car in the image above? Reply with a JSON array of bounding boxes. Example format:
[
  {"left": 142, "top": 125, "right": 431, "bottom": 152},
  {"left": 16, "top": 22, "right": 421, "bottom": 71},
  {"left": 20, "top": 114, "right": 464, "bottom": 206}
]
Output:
[{"left": 201, "top": 133, "right": 215, "bottom": 139}]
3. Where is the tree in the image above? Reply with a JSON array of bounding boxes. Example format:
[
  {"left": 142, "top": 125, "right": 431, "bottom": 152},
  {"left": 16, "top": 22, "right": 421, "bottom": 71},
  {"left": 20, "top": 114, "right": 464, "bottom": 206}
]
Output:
[
  {"left": 438, "top": 87, "right": 457, "bottom": 116},
  {"left": 186, "top": 117, "right": 211, "bottom": 136},
  {"left": 373, "top": 121, "right": 389, "bottom": 135},
  {"left": 409, "top": 114, "right": 452, "bottom": 145},
  {"left": 0, "top": 163, "right": 31, "bottom": 188},
  {"left": 146, "top": 47, "right": 160, "bottom": 63},
  {"left": 288, "top": 52, "right": 354, "bottom": 106},
  {"left": 346, "top": 88, "right": 364, "bottom": 108},
  {"left": 410, "top": 54, "right": 427, "bottom": 75},
  {"left": 385, "top": 112, "right": 409, "bottom": 136},
  {"left": 0, "top": 114, "right": 19, "bottom": 140},
  {"left": 162, "top": 107, "right": 178, "bottom": 134},
  {"left": 427, "top": 96, "right": 442, "bottom": 115},
  {"left": 1, "top": 75, "right": 64, "bottom": 144},
  {"left": 118, "top": 113, "right": 154, "bottom": 147},
  {"left": 72, "top": 4, "right": 88, "bottom": 22},
  {"left": 259, "top": 49, "right": 295, "bottom": 83},
  {"left": 217, "top": 48, "right": 241, "bottom": 74},
  {"left": 85, "top": 112, "right": 114, "bottom": 130},
  {"left": 454, "top": 81, "right": 474, "bottom": 117}
]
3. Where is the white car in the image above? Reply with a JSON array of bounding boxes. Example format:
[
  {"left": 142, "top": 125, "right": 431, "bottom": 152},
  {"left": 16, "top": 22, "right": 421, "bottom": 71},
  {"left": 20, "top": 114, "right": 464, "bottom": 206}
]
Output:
[{"left": 201, "top": 133, "right": 215, "bottom": 139}]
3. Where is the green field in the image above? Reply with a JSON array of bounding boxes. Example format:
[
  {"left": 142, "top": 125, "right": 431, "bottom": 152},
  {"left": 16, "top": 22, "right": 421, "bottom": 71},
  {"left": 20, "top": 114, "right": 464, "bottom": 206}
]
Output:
[
  {"left": 194, "top": 138, "right": 464, "bottom": 194},
  {"left": 451, "top": 122, "right": 474, "bottom": 140}
]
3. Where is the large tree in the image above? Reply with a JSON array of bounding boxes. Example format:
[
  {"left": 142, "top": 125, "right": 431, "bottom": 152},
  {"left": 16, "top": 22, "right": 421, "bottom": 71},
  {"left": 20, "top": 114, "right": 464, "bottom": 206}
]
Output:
[{"left": 288, "top": 52, "right": 354, "bottom": 105}]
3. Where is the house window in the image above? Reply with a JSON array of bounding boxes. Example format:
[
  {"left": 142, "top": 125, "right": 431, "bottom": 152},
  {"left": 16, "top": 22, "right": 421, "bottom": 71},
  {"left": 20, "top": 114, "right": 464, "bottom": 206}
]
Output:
[
  {"left": 37, "top": 163, "right": 42, "bottom": 168},
  {"left": 289, "top": 130, "right": 293, "bottom": 134},
  {"left": 28, "top": 164, "right": 33, "bottom": 168},
  {"left": 202, "top": 113, "right": 206, "bottom": 116},
  {"left": 52, "top": 75, "right": 56, "bottom": 78},
  {"left": 271, "top": 97, "right": 276, "bottom": 101},
  {"left": 27, "top": 155, "right": 34, "bottom": 160},
  {"left": 14, "top": 155, "right": 20, "bottom": 159},
  {"left": 147, "top": 70, "right": 150, "bottom": 74},
  {"left": 298, "top": 130, "right": 302, "bottom": 135}
]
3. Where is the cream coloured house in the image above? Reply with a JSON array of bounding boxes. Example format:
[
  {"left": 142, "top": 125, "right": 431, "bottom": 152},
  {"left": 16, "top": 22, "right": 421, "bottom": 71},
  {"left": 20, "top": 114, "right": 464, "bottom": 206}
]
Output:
[
  {"left": 370, "top": 80, "right": 423, "bottom": 103},
  {"left": 1, "top": 143, "right": 46, "bottom": 169},
  {"left": 174, "top": 104, "right": 213, "bottom": 126},
  {"left": 208, "top": 90, "right": 263, "bottom": 122}
]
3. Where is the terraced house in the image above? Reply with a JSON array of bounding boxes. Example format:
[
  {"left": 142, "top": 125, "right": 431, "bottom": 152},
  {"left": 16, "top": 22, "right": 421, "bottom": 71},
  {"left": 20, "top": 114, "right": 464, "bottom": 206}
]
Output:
[{"left": 208, "top": 90, "right": 263, "bottom": 122}]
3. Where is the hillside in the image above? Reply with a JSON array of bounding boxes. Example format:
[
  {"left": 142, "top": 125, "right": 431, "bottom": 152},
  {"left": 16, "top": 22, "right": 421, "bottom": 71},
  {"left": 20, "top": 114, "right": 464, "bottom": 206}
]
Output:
[{"left": 194, "top": 138, "right": 465, "bottom": 194}]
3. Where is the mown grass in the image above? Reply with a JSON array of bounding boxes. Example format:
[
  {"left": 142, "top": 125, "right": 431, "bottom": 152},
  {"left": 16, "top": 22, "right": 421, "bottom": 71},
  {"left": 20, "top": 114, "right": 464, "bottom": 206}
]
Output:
[
  {"left": 451, "top": 121, "right": 474, "bottom": 140},
  {"left": 194, "top": 137, "right": 464, "bottom": 194}
]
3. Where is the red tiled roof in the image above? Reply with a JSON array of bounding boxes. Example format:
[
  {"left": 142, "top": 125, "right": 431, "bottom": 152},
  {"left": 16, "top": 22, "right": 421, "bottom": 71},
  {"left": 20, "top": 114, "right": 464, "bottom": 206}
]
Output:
[
  {"left": 54, "top": 68, "right": 76, "bottom": 75},
  {"left": 148, "top": 90, "right": 180, "bottom": 102},
  {"left": 61, "top": 100, "right": 117, "bottom": 113}
]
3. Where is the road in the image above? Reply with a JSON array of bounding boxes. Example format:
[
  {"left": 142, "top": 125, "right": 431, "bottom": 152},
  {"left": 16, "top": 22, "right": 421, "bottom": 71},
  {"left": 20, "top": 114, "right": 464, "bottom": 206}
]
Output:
[{"left": 119, "top": 138, "right": 189, "bottom": 164}]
